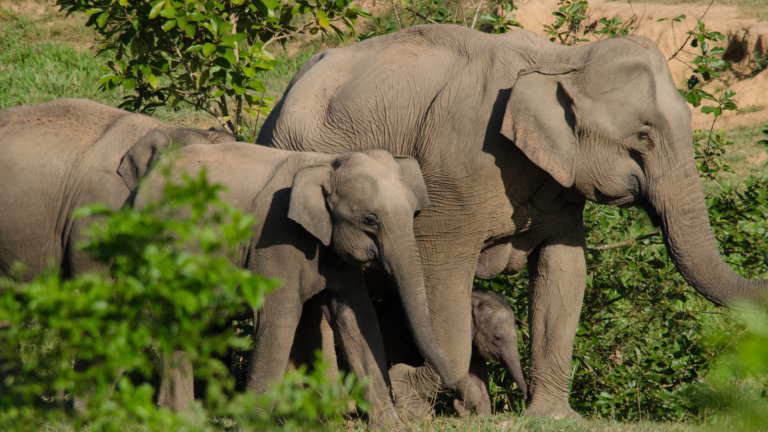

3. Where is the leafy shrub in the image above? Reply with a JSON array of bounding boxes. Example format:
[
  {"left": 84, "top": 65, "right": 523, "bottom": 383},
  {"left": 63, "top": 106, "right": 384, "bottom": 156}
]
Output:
[
  {"left": 0, "top": 163, "right": 365, "bottom": 431},
  {"left": 56, "top": 0, "right": 370, "bottom": 140}
]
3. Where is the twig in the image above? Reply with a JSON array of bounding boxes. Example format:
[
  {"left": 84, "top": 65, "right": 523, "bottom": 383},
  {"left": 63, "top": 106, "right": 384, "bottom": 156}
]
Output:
[
  {"left": 668, "top": 0, "right": 715, "bottom": 62},
  {"left": 391, "top": 0, "right": 403, "bottom": 30},
  {"left": 515, "top": 318, "right": 529, "bottom": 329},
  {"left": 632, "top": 6, "right": 646, "bottom": 35},
  {"left": 399, "top": 5, "right": 439, "bottom": 25},
  {"left": 587, "top": 231, "right": 660, "bottom": 252},
  {"left": 469, "top": 0, "right": 483, "bottom": 29},
  {"left": 458, "top": 0, "right": 467, "bottom": 26},
  {"left": 263, "top": 21, "right": 318, "bottom": 49}
]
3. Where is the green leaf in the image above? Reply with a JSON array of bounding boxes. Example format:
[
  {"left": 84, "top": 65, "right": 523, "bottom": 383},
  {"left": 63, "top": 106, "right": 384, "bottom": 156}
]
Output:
[
  {"left": 147, "top": 74, "right": 158, "bottom": 89},
  {"left": 197, "top": 70, "right": 209, "bottom": 89},
  {"left": 122, "top": 77, "right": 136, "bottom": 90},
  {"left": 317, "top": 10, "right": 330, "bottom": 29},
  {"left": 221, "top": 49, "right": 237, "bottom": 65},
  {"left": 98, "top": 74, "right": 118, "bottom": 85},
  {"left": 221, "top": 33, "right": 248, "bottom": 44},
  {"left": 202, "top": 43, "right": 216, "bottom": 57},
  {"left": 96, "top": 12, "right": 109, "bottom": 28},
  {"left": 149, "top": 1, "right": 165, "bottom": 19},
  {"left": 162, "top": 19, "right": 177, "bottom": 32},
  {"left": 184, "top": 23, "right": 196, "bottom": 38}
]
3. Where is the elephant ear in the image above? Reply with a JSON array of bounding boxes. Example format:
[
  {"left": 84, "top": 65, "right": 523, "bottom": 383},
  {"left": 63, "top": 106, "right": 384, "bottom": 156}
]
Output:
[
  {"left": 117, "top": 129, "right": 173, "bottom": 190},
  {"left": 394, "top": 156, "right": 429, "bottom": 211},
  {"left": 501, "top": 63, "right": 584, "bottom": 188},
  {"left": 288, "top": 165, "right": 334, "bottom": 246}
]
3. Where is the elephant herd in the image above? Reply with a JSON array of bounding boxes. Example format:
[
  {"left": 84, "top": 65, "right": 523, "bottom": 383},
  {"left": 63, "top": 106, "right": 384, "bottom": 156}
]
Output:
[{"left": 1, "top": 24, "right": 766, "bottom": 429}]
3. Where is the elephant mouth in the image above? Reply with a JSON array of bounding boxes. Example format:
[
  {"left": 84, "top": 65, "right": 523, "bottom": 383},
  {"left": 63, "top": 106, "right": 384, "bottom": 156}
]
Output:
[{"left": 594, "top": 191, "right": 639, "bottom": 208}]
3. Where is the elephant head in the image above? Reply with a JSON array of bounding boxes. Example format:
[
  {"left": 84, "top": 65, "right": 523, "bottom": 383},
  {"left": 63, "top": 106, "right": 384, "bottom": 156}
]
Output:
[
  {"left": 501, "top": 35, "right": 767, "bottom": 307},
  {"left": 287, "top": 150, "right": 457, "bottom": 388},
  {"left": 471, "top": 291, "right": 527, "bottom": 399}
]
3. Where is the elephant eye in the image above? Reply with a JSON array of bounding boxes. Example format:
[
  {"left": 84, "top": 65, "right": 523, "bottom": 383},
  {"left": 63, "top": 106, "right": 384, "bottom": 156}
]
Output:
[
  {"left": 493, "top": 335, "right": 503, "bottom": 343},
  {"left": 363, "top": 214, "right": 379, "bottom": 227},
  {"left": 638, "top": 130, "right": 650, "bottom": 140}
]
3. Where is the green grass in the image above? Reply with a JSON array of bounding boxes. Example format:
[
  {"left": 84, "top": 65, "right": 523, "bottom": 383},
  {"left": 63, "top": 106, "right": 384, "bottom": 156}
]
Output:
[
  {"left": 0, "top": 0, "right": 217, "bottom": 128},
  {"left": 337, "top": 414, "right": 725, "bottom": 431}
]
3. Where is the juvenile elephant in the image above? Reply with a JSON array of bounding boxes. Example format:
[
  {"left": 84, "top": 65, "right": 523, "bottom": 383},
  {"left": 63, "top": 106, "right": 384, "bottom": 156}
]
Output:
[
  {"left": 378, "top": 291, "right": 527, "bottom": 417},
  {"left": 454, "top": 291, "right": 527, "bottom": 417},
  {"left": 0, "top": 98, "right": 231, "bottom": 281},
  {"left": 258, "top": 25, "right": 768, "bottom": 418},
  {"left": 134, "top": 144, "right": 456, "bottom": 430}
]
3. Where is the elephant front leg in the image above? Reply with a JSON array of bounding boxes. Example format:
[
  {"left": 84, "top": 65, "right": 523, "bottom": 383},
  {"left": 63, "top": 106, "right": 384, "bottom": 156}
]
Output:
[
  {"left": 156, "top": 350, "right": 194, "bottom": 412},
  {"left": 524, "top": 209, "right": 586, "bottom": 419},
  {"left": 323, "top": 284, "right": 403, "bottom": 431}
]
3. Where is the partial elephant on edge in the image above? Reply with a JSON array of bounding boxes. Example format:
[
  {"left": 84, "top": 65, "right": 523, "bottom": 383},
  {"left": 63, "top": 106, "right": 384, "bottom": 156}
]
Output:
[
  {"left": 258, "top": 25, "right": 768, "bottom": 418},
  {"left": 0, "top": 98, "right": 232, "bottom": 281},
  {"left": 134, "top": 144, "right": 457, "bottom": 430}
]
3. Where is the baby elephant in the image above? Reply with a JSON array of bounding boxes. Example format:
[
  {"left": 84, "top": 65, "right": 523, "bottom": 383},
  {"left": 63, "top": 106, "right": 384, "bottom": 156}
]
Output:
[
  {"left": 453, "top": 291, "right": 528, "bottom": 416},
  {"left": 135, "top": 144, "right": 456, "bottom": 430},
  {"left": 379, "top": 290, "right": 527, "bottom": 417}
]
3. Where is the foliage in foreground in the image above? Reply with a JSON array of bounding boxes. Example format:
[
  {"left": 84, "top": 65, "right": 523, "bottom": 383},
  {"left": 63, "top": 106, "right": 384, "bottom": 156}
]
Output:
[{"left": 0, "top": 163, "right": 365, "bottom": 431}]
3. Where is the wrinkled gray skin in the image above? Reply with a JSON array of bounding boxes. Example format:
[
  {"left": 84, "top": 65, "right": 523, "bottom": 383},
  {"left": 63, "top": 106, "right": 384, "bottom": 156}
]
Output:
[
  {"left": 377, "top": 291, "right": 526, "bottom": 417},
  {"left": 135, "top": 144, "right": 456, "bottom": 430},
  {"left": 258, "top": 25, "right": 768, "bottom": 418},
  {"left": 0, "top": 98, "right": 232, "bottom": 281}
]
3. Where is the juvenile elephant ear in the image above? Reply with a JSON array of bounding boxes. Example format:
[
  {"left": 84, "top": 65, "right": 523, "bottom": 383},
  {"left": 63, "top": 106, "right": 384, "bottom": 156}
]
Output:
[
  {"left": 501, "top": 63, "right": 584, "bottom": 188},
  {"left": 394, "top": 156, "right": 429, "bottom": 211},
  {"left": 288, "top": 165, "right": 334, "bottom": 246},
  {"left": 117, "top": 129, "right": 173, "bottom": 190}
]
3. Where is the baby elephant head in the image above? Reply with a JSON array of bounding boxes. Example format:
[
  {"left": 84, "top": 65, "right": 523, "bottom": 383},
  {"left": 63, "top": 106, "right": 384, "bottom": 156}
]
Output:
[
  {"left": 471, "top": 291, "right": 528, "bottom": 400},
  {"left": 287, "top": 149, "right": 457, "bottom": 389}
]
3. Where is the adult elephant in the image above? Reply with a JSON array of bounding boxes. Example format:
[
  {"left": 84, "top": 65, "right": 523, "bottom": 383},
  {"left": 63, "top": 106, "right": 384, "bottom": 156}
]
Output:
[
  {"left": 258, "top": 25, "right": 768, "bottom": 418},
  {"left": 0, "top": 98, "right": 232, "bottom": 281}
]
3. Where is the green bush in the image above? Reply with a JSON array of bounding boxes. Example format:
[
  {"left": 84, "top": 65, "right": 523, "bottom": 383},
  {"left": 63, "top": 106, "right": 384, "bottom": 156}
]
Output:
[
  {"left": 0, "top": 162, "right": 365, "bottom": 431},
  {"left": 56, "top": 0, "right": 370, "bottom": 140}
]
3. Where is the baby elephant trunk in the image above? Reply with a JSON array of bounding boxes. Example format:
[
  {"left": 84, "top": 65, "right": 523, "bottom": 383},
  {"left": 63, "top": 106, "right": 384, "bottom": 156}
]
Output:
[
  {"left": 502, "top": 350, "right": 528, "bottom": 400},
  {"left": 382, "top": 229, "right": 457, "bottom": 389}
]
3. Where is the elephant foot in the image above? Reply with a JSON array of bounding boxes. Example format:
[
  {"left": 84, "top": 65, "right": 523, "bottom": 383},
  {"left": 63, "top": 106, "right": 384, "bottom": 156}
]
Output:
[
  {"left": 453, "top": 398, "right": 472, "bottom": 417},
  {"left": 523, "top": 398, "right": 580, "bottom": 419},
  {"left": 367, "top": 403, "right": 405, "bottom": 431},
  {"left": 452, "top": 375, "right": 483, "bottom": 417},
  {"left": 389, "top": 363, "right": 436, "bottom": 422}
]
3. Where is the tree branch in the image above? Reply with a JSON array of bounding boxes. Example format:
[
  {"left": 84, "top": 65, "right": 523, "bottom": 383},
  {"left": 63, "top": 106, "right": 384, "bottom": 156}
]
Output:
[
  {"left": 398, "top": 5, "right": 439, "bottom": 25},
  {"left": 587, "top": 231, "right": 660, "bottom": 252},
  {"left": 667, "top": 0, "right": 715, "bottom": 62},
  {"left": 391, "top": 0, "right": 403, "bottom": 30}
]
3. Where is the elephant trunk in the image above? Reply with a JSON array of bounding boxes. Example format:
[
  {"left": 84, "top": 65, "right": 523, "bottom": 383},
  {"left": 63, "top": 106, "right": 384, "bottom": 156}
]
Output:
[
  {"left": 502, "top": 349, "right": 528, "bottom": 400},
  {"left": 649, "top": 154, "right": 768, "bottom": 308},
  {"left": 381, "top": 226, "right": 458, "bottom": 389}
]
